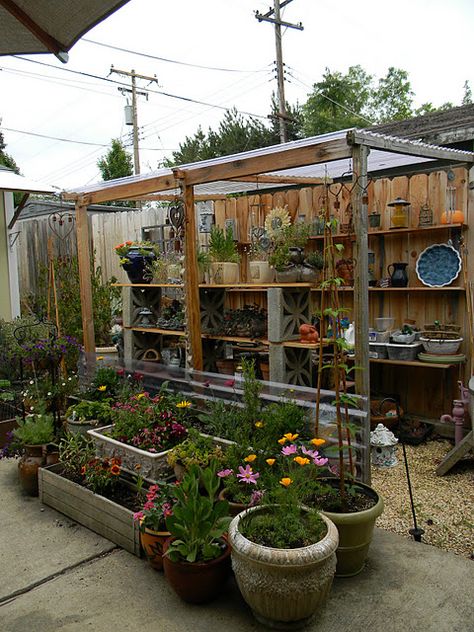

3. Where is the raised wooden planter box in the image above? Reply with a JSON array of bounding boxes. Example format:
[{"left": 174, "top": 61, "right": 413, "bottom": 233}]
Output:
[
  {"left": 0, "top": 418, "right": 17, "bottom": 448},
  {"left": 38, "top": 463, "right": 140, "bottom": 556}
]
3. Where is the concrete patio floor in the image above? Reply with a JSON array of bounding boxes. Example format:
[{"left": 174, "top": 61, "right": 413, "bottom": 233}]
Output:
[{"left": 1, "top": 459, "right": 472, "bottom": 632}]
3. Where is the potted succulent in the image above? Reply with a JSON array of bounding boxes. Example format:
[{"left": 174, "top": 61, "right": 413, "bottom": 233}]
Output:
[
  {"left": 163, "top": 462, "right": 232, "bottom": 604},
  {"left": 208, "top": 225, "right": 240, "bottom": 284},
  {"left": 301, "top": 249, "right": 324, "bottom": 284},
  {"left": 65, "top": 399, "right": 113, "bottom": 435},
  {"left": 227, "top": 435, "right": 339, "bottom": 628},
  {"left": 166, "top": 428, "right": 226, "bottom": 480},
  {"left": 13, "top": 412, "right": 57, "bottom": 496},
  {"left": 267, "top": 221, "right": 310, "bottom": 283},
  {"left": 115, "top": 241, "right": 158, "bottom": 284},
  {"left": 134, "top": 481, "right": 178, "bottom": 570}
]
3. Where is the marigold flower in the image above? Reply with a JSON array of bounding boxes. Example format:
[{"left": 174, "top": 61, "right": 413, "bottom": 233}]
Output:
[
  {"left": 265, "top": 458, "right": 275, "bottom": 466},
  {"left": 110, "top": 464, "right": 121, "bottom": 476},
  {"left": 311, "top": 438, "right": 326, "bottom": 447},
  {"left": 294, "top": 456, "right": 310, "bottom": 466},
  {"left": 280, "top": 477, "right": 293, "bottom": 487},
  {"left": 254, "top": 421, "right": 264, "bottom": 428},
  {"left": 244, "top": 454, "right": 257, "bottom": 463},
  {"left": 98, "top": 385, "right": 107, "bottom": 392},
  {"left": 176, "top": 400, "right": 191, "bottom": 409},
  {"left": 283, "top": 432, "right": 299, "bottom": 441}
]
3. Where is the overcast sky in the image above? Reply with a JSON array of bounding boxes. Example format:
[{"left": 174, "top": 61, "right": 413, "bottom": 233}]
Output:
[{"left": 1, "top": 0, "right": 472, "bottom": 191}]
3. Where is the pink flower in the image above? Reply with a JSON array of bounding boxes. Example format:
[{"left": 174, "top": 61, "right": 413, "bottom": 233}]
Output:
[
  {"left": 237, "top": 464, "right": 260, "bottom": 484},
  {"left": 281, "top": 444, "right": 298, "bottom": 456},
  {"left": 301, "top": 446, "right": 318, "bottom": 459},
  {"left": 149, "top": 484, "right": 159, "bottom": 493},
  {"left": 249, "top": 490, "right": 265, "bottom": 506},
  {"left": 313, "top": 456, "right": 329, "bottom": 466},
  {"left": 217, "top": 468, "right": 233, "bottom": 478},
  {"left": 143, "top": 501, "right": 154, "bottom": 511},
  {"left": 146, "top": 491, "right": 156, "bottom": 501},
  {"left": 133, "top": 511, "right": 144, "bottom": 522}
]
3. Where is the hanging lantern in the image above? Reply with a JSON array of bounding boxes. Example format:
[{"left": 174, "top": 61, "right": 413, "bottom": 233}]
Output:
[{"left": 388, "top": 197, "right": 410, "bottom": 229}]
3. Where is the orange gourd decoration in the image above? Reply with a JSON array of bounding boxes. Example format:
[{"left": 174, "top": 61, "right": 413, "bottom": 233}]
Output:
[{"left": 440, "top": 210, "right": 464, "bottom": 224}]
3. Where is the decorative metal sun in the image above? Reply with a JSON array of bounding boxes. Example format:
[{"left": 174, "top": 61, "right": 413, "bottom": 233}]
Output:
[{"left": 264, "top": 206, "right": 291, "bottom": 239}]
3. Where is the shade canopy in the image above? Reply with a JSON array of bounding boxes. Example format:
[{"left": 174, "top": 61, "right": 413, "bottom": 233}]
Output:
[
  {"left": 0, "top": 166, "right": 56, "bottom": 194},
  {"left": 0, "top": 0, "right": 130, "bottom": 62}
]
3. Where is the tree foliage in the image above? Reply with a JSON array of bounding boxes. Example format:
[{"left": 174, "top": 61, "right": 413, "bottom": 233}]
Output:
[
  {"left": 97, "top": 138, "right": 134, "bottom": 181},
  {"left": 0, "top": 124, "right": 20, "bottom": 174}
]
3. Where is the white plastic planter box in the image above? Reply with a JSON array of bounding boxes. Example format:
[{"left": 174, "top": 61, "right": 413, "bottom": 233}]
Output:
[
  {"left": 386, "top": 342, "right": 423, "bottom": 362},
  {"left": 369, "top": 342, "right": 388, "bottom": 359}
]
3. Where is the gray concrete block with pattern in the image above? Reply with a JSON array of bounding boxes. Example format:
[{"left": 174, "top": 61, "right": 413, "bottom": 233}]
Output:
[{"left": 267, "top": 287, "right": 311, "bottom": 342}]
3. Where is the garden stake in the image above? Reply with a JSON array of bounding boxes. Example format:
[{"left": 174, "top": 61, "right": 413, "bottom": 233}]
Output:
[{"left": 383, "top": 397, "right": 425, "bottom": 543}]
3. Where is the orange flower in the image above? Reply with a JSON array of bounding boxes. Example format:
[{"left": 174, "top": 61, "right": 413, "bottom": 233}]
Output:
[
  {"left": 279, "top": 477, "right": 292, "bottom": 487},
  {"left": 80, "top": 466, "right": 86, "bottom": 475},
  {"left": 110, "top": 464, "right": 121, "bottom": 476},
  {"left": 294, "top": 456, "right": 310, "bottom": 466},
  {"left": 310, "top": 438, "right": 326, "bottom": 447},
  {"left": 278, "top": 437, "right": 287, "bottom": 445},
  {"left": 125, "top": 240, "right": 133, "bottom": 245},
  {"left": 266, "top": 458, "right": 275, "bottom": 466},
  {"left": 244, "top": 454, "right": 257, "bottom": 463},
  {"left": 283, "top": 433, "right": 299, "bottom": 441},
  {"left": 111, "top": 457, "right": 121, "bottom": 466},
  {"left": 115, "top": 243, "right": 124, "bottom": 250}
]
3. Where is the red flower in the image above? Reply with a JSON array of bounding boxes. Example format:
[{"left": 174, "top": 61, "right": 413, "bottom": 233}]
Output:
[{"left": 110, "top": 464, "right": 120, "bottom": 476}]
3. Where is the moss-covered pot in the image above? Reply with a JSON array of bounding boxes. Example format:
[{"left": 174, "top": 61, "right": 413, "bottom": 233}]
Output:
[
  {"left": 228, "top": 506, "right": 338, "bottom": 629},
  {"left": 320, "top": 480, "right": 384, "bottom": 577}
]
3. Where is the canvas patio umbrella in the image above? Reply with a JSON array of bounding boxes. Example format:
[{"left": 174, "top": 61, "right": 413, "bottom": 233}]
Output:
[{"left": 0, "top": 0, "right": 130, "bottom": 62}]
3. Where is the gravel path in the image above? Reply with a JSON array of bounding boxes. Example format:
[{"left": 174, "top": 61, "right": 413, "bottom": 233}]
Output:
[{"left": 371, "top": 438, "right": 474, "bottom": 559}]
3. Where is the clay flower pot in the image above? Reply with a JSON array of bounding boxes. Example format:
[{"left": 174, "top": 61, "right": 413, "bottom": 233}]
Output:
[{"left": 140, "top": 524, "right": 171, "bottom": 571}]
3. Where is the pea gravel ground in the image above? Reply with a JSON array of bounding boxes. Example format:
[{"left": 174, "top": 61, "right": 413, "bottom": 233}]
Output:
[{"left": 371, "top": 438, "right": 474, "bottom": 559}]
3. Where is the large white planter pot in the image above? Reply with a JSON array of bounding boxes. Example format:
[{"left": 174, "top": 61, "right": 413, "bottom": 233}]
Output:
[
  {"left": 228, "top": 506, "right": 338, "bottom": 629},
  {"left": 249, "top": 261, "right": 274, "bottom": 284},
  {"left": 210, "top": 262, "right": 240, "bottom": 284}
]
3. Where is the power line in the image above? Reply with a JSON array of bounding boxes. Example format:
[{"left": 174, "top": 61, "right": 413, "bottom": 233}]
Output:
[
  {"left": 82, "top": 38, "right": 268, "bottom": 74},
  {"left": 2, "top": 126, "right": 110, "bottom": 147}
]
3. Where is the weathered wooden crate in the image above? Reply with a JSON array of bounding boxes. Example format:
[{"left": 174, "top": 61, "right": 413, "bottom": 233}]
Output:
[{"left": 38, "top": 463, "right": 140, "bottom": 556}]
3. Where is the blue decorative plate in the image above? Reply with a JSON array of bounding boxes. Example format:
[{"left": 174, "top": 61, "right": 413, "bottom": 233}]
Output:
[{"left": 415, "top": 243, "right": 462, "bottom": 287}]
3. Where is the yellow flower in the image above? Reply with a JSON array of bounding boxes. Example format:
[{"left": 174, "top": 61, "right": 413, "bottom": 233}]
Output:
[
  {"left": 96, "top": 356, "right": 104, "bottom": 361},
  {"left": 176, "top": 400, "right": 191, "bottom": 409},
  {"left": 311, "top": 438, "right": 326, "bottom": 447},
  {"left": 244, "top": 454, "right": 257, "bottom": 463},
  {"left": 294, "top": 456, "right": 310, "bottom": 466},
  {"left": 278, "top": 437, "right": 287, "bottom": 445},
  {"left": 280, "top": 477, "right": 293, "bottom": 487},
  {"left": 266, "top": 458, "right": 275, "bottom": 466},
  {"left": 284, "top": 433, "right": 299, "bottom": 441},
  {"left": 136, "top": 393, "right": 146, "bottom": 399},
  {"left": 98, "top": 385, "right": 107, "bottom": 392},
  {"left": 254, "top": 421, "right": 264, "bottom": 428}
]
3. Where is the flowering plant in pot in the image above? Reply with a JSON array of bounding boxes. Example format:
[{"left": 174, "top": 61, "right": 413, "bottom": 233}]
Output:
[
  {"left": 114, "top": 241, "right": 159, "bottom": 284},
  {"left": 227, "top": 433, "right": 339, "bottom": 628},
  {"left": 163, "top": 461, "right": 232, "bottom": 604},
  {"left": 208, "top": 225, "right": 240, "bottom": 284},
  {"left": 65, "top": 399, "right": 113, "bottom": 435},
  {"left": 134, "top": 481, "right": 178, "bottom": 570}
]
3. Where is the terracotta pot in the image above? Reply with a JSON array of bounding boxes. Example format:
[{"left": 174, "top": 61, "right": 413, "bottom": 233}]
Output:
[
  {"left": 259, "top": 360, "right": 270, "bottom": 382},
  {"left": 18, "top": 444, "right": 47, "bottom": 496},
  {"left": 163, "top": 537, "right": 232, "bottom": 603},
  {"left": 140, "top": 525, "right": 171, "bottom": 571},
  {"left": 319, "top": 479, "right": 384, "bottom": 577},
  {"left": 228, "top": 506, "right": 338, "bottom": 628},
  {"left": 218, "top": 488, "right": 250, "bottom": 517}
]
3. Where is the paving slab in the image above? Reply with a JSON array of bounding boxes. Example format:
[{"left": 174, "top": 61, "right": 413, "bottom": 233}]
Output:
[
  {"left": 1, "top": 458, "right": 473, "bottom": 632},
  {"left": 0, "top": 459, "right": 115, "bottom": 601}
]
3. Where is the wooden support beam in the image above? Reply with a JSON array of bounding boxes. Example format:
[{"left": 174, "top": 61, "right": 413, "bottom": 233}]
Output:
[
  {"left": 229, "top": 175, "right": 332, "bottom": 185},
  {"left": 352, "top": 143, "right": 370, "bottom": 485},
  {"left": 181, "top": 181, "right": 203, "bottom": 371},
  {"left": 135, "top": 194, "right": 229, "bottom": 202},
  {"left": 436, "top": 431, "right": 474, "bottom": 476},
  {"left": 7, "top": 192, "right": 29, "bottom": 229},
  {"left": 348, "top": 130, "right": 474, "bottom": 164},
  {"left": 75, "top": 203, "right": 95, "bottom": 354}
]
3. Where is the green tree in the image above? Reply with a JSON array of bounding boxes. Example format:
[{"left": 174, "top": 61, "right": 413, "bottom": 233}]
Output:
[
  {"left": 462, "top": 80, "right": 472, "bottom": 105},
  {"left": 0, "top": 123, "right": 20, "bottom": 173},
  {"left": 369, "top": 67, "right": 414, "bottom": 123},
  {"left": 302, "top": 65, "right": 373, "bottom": 136},
  {"left": 97, "top": 138, "right": 133, "bottom": 181}
]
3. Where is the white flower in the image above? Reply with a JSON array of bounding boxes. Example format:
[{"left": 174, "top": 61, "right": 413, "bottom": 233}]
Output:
[
  {"left": 68, "top": 377, "right": 72, "bottom": 381},
  {"left": 61, "top": 383, "right": 66, "bottom": 387},
  {"left": 47, "top": 392, "right": 52, "bottom": 396},
  {"left": 29, "top": 380, "right": 34, "bottom": 385},
  {"left": 30, "top": 406, "right": 34, "bottom": 411}
]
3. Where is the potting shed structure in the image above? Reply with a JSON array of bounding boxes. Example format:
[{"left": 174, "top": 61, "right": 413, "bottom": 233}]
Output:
[{"left": 62, "top": 129, "right": 474, "bottom": 426}]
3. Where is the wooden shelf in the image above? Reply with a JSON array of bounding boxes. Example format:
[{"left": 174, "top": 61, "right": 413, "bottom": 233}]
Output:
[
  {"left": 369, "top": 358, "right": 458, "bottom": 369},
  {"left": 113, "top": 283, "right": 183, "bottom": 288},
  {"left": 309, "top": 223, "right": 466, "bottom": 241},
  {"left": 201, "top": 333, "right": 269, "bottom": 345},
  {"left": 200, "top": 283, "right": 313, "bottom": 289},
  {"left": 125, "top": 326, "right": 186, "bottom": 336}
]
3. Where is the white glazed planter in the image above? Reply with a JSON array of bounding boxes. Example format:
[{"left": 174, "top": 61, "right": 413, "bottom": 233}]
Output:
[
  {"left": 249, "top": 261, "right": 274, "bottom": 284},
  {"left": 210, "top": 262, "right": 240, "bottom": 284},
  {"left": 228, "top": 506, "right": 338, "bottom": 629}
]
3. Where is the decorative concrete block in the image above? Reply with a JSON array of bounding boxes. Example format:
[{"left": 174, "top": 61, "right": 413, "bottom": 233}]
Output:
[
  {"left": 269, "top": 344, "right": 313, "bottom": 387},
  {"left": 267, "top": 288, "right": 311, "bottom": 342}
]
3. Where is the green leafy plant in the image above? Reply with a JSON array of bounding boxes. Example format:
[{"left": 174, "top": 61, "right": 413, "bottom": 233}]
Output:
[
  {"left": 197, "top": 249, "right": 211, "bottom": 273},
  {"left": 58, "top": 432, "right": 95, "bottom": 479},
  {"left": 133, "top": 481, "right": 178, "bottom": 531},
  {"left": 305, "top": 250, "right": 324, "bottom": 270},
  {"left": 209, "top": 225, "right": 240, "bottom": 263},
  {"left": 65, "top": 399, "right": 113, "bottom": 424},
  {"left": 13, "top": 413, "right": 55, "bottom": 446},
  {"left": 166, "top": 428, "right": 225, "bottom": 470},
  {"left": 165, "top": 461, "right": 231, "bottom": 563},
  {"left": 81, "top": 456, "right": 122, "bottom": 495}
]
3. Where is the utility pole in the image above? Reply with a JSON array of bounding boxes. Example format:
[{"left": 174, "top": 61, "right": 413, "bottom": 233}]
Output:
[
  {"left": 110, "top": 66, "right": 158, "bottom": 175},
  {"left": 255, "top": 1, "right": 303, "bottom": 143}
]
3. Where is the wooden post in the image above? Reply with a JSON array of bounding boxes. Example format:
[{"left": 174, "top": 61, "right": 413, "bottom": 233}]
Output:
[
  {"left": 179, "top": 178, "right": 203, "bottom": 371},
  {"left": 352, "top": 144, "right": 370, "bottom": 484},
  {"left": 75, "top": 202, "right": 95, "bottom": 353}
]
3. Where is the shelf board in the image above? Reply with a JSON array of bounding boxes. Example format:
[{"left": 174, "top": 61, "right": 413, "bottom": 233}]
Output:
[
  {"left": 201, "top": 333, "right": 269, "bottom": 345},
  {"left": 369, "top": 358, "right": 458, "bottom": 369},
  {"left": 200, "top": 283, "right": 312, "bottom": 289},
  {"left": 125, "top": 326, "right": 186, "bottom": 336},
  {"left": 309, "top": 223, "right": 465, "bottom": 240},
  {"left": 309, "top": 286, "right": 465, "bottom": 292},
  {"left": 113, "top": 283, "right": 183, "bottom": 288}
]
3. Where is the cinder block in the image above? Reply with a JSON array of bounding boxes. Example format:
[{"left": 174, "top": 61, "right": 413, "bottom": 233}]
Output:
[{"left": 267, "top": 288, "right": 311, "bottom": 342}]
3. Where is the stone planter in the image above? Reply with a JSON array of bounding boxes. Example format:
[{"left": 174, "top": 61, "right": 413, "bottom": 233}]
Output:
[
  {"left": 275, "top": 266, "right": 300, "bottom": 284},
  {"left": 38, "top": 463, "right": 141, "bottom": 556},
  {"left": 210, "top": 262, "right": 240, "bottom": 284},
  {"left": 299, "top": 265, "right": 321, "bottom": 284},
  {"left": 320, "top": 480, "right": 384, "bottom": 577},
  {"left": 249, "top": 261, "right": 274, "bottom": 284},
  {"left": 65, "top": 417, "right": 100, "bottom": 436},
  {"left": 228, "top": 506, "right": 338, "bottom": 629}
]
